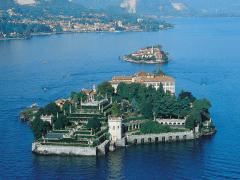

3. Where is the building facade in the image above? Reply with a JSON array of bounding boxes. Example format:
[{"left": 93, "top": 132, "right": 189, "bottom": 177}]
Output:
[
  {"left": 108, "top": 116, "right": 122, "bottom": 142},
  {"left": 110, "top": 71, "right": 175, "bottom": 94},
  {"left": 156, "top": 118, "right": 186, "bottom": 126},
  {"left": 40, "top": 115, "right": 53, "bottom": 124}
]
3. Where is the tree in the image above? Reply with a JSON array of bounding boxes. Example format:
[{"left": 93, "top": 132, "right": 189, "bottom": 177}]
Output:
[
  {"left": 62, "top": 101, "right": 71, "bottom": 115},
  {"left": 111, "top": 102, "right": 121, "bottom": 117},
  {"left": 140, "top": 121, "right": 170, "bottom": 134},
  {"left": 193, "top": 99, "right": 211, "bottom": 112},
  {"left": 86, "top": 116, "right": 101, "bottom": 130},
  {"left": 141, "top": 100, "right": 153, "bottom": 118},
  {"left": 185, "top": 99, "right": 211, "bottom": 129},
  {"left": 185, "top": 113, "right": 197, "bottom": 130},
  {"left": 53, "top": 113, "right": 69, "bottom": 130},
  {"left": 117, "top": 82, "right": 129, "bottom": 99},
  {"left": 131, "top": 98, "right": 139, "bottom": 113},
  {"left": 70, "top": 91, "right": 87, "bottom": 104},
  {"left": 31, "top": 117, "right": 51, "bottom": 139},
  {"left": 179, "top": 91, "right": 196, "bottom": 103},
  {"left": 97, "top": 81, "right": 114, "bottom": 96},
  {"left": 153, "top": 86, "right": 167, "bottom": 118},
  {"left": 44, "top": 102, "right": 60, "bottom": 116},
  {"left": 178, "top": 98, "right": 191, "bottom": 118}
]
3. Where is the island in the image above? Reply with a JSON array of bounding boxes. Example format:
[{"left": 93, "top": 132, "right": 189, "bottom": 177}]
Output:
[
  {"left": 21, "top": 71, "right": 216, "bottom": 156},
  {"left": 122, "top": 45, "right": 169, "bottom": 64}
]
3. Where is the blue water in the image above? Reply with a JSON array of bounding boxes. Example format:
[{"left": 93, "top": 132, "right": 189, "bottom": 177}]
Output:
[{"left": 1, "top": 18, "right": 240, "bottom": 179}]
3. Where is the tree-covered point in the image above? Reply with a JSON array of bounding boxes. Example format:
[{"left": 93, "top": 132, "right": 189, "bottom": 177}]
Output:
[
  {"left": 116, "top": 83, "right": 192, "bottom": 119},
  {"left": 31, "top": 102, "right": 70, "bottom": 139},
  {"left": 185, "top": 99, "right": 211, "bottom": 129},
  {"left": 114, "top": 82, "right": 212, "bottom": 130},
  {"left": 31, "top": 117, "right": 51, "bottom": 139}
]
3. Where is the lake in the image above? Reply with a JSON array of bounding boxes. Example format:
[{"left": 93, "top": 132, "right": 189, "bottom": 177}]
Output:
[{"left": 0, "top": 17, "right": 240, "bottom": 179}]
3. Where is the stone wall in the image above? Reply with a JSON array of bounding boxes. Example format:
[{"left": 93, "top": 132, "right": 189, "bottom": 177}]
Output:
[
  {"left": 32, "top": 142, "right": 97, "bottom": 156},
  {"left": 97, "top": 140, "right": 110, "bottom": 155},
  {"left": 127, "top": 131, "right": 195, "bottom": 144},
  {"left": 115, "top": 137, "right": 126, "bottom": 147}
]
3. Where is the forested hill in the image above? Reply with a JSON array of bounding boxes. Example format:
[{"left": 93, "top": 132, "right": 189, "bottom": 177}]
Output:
[
  {"left": 73, "top": 0, "right": 240, "bottom": 17},
  {"left": 0, "top": 0, "right": 172, "bottom": 40},
  {"left": 3, "top": 0, "right": 240, "bottom": 17},
  {"left": 0, "top": 0, "right": 87, "bottom": 15}
]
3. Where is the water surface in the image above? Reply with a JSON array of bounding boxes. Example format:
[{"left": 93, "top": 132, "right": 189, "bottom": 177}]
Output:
[{"left": 0, "top": 18, "right": 240, "bottom": 179}]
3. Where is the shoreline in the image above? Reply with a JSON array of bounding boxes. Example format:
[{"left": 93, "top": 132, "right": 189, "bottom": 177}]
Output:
[
  {"left": 32, "top": 130, "right": 207, "bottom": 156},
  {"left": 0, "top": 29, "right": 158, "bottom": 41},
  {"left": 121, "top": 56, "right": 167, "bottom": 64}
]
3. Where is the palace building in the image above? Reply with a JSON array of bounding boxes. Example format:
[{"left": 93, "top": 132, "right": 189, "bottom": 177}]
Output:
[{"left": 110, "top": 71, "right": 175, "bottom": 94}]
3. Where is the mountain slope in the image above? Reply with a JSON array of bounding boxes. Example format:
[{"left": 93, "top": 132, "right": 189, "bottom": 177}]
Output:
[{"left": 73, "top": 0, "right": 240, "bottom": 17}]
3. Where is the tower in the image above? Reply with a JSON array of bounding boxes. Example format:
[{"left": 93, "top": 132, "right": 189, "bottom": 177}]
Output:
[{"left": 108, "top": 116, "right": 122, "bottom": 142}]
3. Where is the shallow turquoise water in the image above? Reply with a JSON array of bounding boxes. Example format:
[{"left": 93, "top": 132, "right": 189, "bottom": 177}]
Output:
[{"left": 0, "top": 18, "right": 240, "bottom": 179}]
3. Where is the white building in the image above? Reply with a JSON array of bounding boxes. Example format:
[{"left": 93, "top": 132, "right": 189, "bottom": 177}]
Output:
[
  {"left": 108, "top": 116, "right": 122, "bottom": 142},
  {"left": 110, "top": 71, "right": 175, "bottom": 94},
  {"left": 40, "top": 115, "right": 53, "bottom": 124},
  {"left": 156, "top": 118, "right": 186, "bottom": 126}
]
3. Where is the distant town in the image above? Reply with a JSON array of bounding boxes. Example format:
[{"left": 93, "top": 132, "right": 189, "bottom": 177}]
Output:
[
  {"left": 21, "top": 71, "right": 216, "bottom": 156},
  {"left": 122, "top": 45, "right": 169, "bottom": 64},
  {"left": 0, "top": 1, "right": 173, "bottom": 40}
]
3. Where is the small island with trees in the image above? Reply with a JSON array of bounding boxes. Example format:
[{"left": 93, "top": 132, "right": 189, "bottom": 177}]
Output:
[
  {"left": 21, "top": 71, "right": 216, "bottom": 156},
  {"left": 122, "top": 45, "right": 169, "bottom": 64}
]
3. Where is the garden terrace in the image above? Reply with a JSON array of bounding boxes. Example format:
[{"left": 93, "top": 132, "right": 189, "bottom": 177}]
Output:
[
  {"left": 75, "top": 109, "right": 101, "bottom": 114},
  {"left": 123, "top": 116, "right": 148, "bottom": 123},
  {"left": 42, "top": 124, "right": 108, "bottom": 147}
]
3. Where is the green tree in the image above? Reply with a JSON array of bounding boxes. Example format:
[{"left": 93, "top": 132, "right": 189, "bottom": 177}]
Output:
[
  {"left": 111, "top": 102, "right": 121, "bottom": 117},
  {"left": 31, "top": 117, "right": 51, "bottom": 139},
  {"left": 185, "top": 112, "right": 197, "bottom": 129},
  {"left": 140, "top": 121, "right": 170, "bottom": 134},
  {"left": 62, "top": 101, "right": 71, "bottom": 115},
  {"left": 179, "top": 91, "right": 196, "bottom": 103},
  {"left": 117, "top": 82, "right": 129, "bottom": 99},
  {"left": 141, "top": 100, "right": 153, "bottom": 118},
  {"left": 177, "top": 98, "right": 191, "bottom": 118},
  {"left": 97, "top": 81, "right": 114, "bottom": 96},
  {"left": 53, "top": 113, "right": 69, "bottom": 130},
  {"left": 44, "top": 102, "right": 60, "bottom": 116},
  {"left": 86, "top": 116, "right": 101, "bottom": 130},
  {"left": 71, "top": 91, "right": 87, "bottom": 104},
  {"left": 185, "top": 99, "right": 211, "bottom": 129}
]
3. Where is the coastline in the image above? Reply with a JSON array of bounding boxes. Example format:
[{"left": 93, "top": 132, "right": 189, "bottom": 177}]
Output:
[
  {"left": 0, "top": 29, "right": 146, "bottom": 41},
  {"left": 32, "top": 130, "right": 203, "bottom": 156},
  {"left": 0, "top": 25, "right": 176, "bottom": 41},
  {"left": 121, "top": 56, "right": 167, "bottom": 64}
]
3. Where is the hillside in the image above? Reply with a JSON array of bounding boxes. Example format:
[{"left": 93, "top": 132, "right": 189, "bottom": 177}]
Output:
[
  {"left": 73, "top": 0, "right": 240, "bottom": 17},
  {"left": 2, "top": 0, "right": 240, "bottom": 17}
]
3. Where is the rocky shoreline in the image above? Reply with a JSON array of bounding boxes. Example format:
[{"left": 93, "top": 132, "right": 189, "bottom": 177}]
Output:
[{"left": 122, "top": 56, "right": 166, "bottom": 64}]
